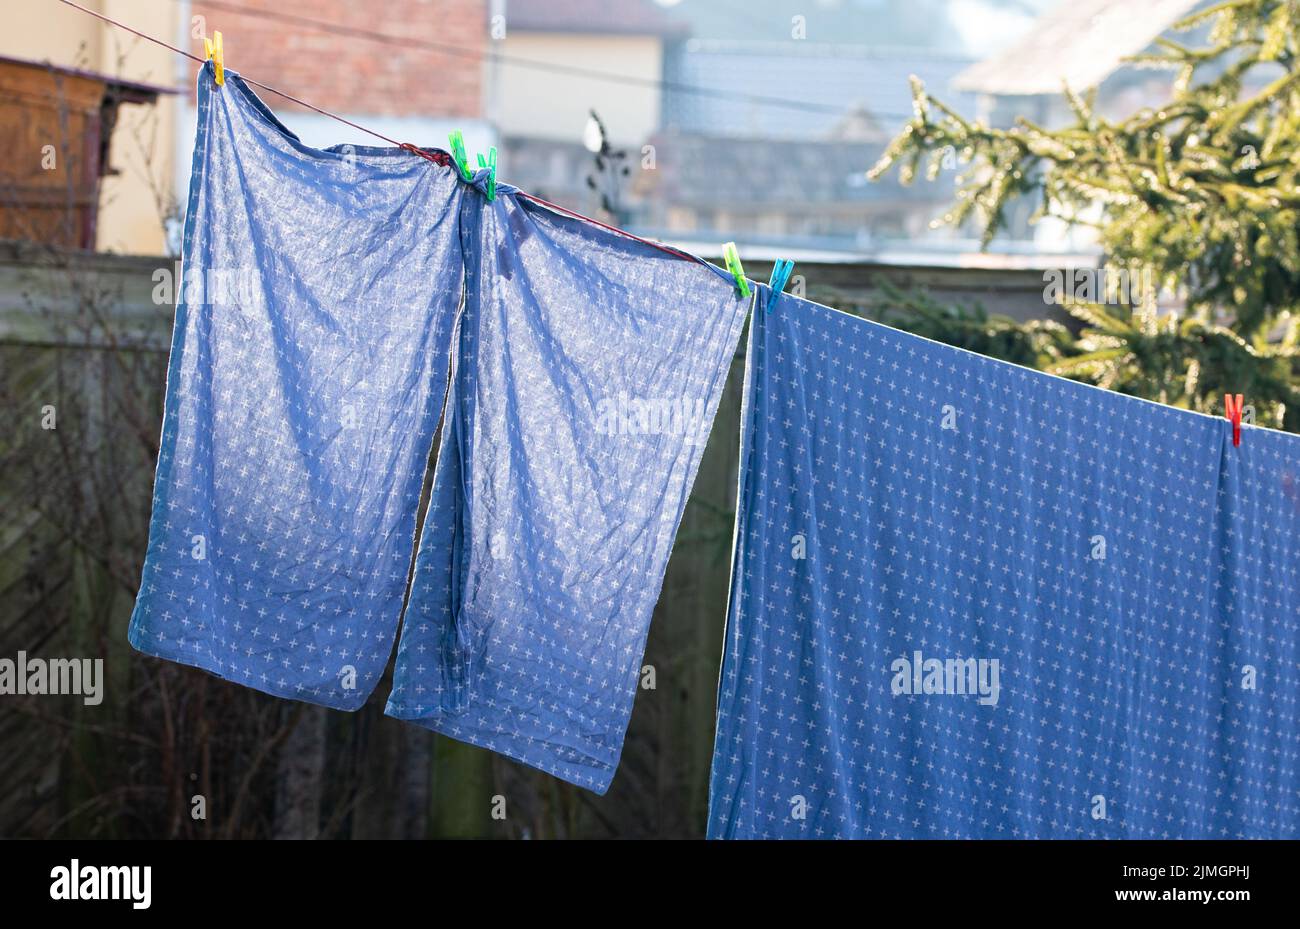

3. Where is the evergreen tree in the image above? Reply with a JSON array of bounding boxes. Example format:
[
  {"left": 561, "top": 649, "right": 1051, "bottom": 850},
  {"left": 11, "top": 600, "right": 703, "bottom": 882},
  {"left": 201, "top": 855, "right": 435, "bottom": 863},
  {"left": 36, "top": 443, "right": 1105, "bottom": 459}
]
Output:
[{"left": 871, "top": 0, "right": 1300, "bottom": 431}]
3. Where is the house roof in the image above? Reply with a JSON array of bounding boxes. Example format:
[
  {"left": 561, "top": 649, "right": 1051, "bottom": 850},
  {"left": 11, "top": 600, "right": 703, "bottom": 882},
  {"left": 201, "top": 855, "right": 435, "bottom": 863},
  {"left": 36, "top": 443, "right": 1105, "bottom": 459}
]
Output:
[
  {"left": 638, "top": 130, "right": 951, "bottom": 208},
  {"left": 0, "top": 53, "right": 178, "bottom": 101},
  {"left": 505, "top": 0, "right": 690, "bottom": 37},
  {"left": 952, "top": 0, "right": 1206, "bottom": 95}
]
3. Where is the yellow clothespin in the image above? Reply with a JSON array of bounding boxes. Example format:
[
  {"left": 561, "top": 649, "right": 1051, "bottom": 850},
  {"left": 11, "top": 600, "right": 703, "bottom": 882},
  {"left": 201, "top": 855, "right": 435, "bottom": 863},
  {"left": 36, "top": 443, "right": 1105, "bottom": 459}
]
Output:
[{"left": 204, "top": 31, "right": 225, "bottom": 86}]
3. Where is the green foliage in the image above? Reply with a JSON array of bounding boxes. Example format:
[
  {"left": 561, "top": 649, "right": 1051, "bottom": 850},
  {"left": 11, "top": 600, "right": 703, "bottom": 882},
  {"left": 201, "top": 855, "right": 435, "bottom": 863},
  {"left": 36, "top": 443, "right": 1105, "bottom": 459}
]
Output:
[
  {"left": 870, "top": 0, "right": 1300, "bottom": 431},
  {"left": 1046, "top": 298, "right": 1298, "bottom": 422}
]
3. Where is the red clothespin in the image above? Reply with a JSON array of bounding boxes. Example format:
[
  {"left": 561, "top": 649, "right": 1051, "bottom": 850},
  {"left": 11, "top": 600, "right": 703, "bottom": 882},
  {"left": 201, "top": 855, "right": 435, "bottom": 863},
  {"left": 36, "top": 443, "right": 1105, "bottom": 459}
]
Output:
[{"left": 1224, "top": 393, "right": 1243, "bottom": 447}]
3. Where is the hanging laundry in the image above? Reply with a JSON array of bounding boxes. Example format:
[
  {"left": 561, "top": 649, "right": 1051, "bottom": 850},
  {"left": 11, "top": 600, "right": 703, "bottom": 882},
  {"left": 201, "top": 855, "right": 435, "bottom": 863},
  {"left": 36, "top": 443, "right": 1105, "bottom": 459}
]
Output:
[
  {"left": 128, "top": 64, "right": 466, "bottom": 710},
  {"left": 709, "top": 288, "right": 1300, "bottom": 838},
  {"left": 387, "top": 193, "right": 750, "bottom": 793}
]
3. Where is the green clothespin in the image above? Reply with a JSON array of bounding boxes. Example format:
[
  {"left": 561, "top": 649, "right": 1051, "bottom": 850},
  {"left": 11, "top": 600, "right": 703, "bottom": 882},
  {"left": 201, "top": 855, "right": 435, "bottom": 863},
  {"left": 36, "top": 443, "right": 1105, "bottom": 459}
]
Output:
[
  {"left": 722, "top": 242, "right": 750, "bottom": 298},
  {"left": 476, "top": 146, "right": 498, "bottom": 202},
  {"left": 767, "top": 259, "right": 794, "bottom": 310},
  {"left": 447, "top": 130, "right": 473, "bottom": 182}
]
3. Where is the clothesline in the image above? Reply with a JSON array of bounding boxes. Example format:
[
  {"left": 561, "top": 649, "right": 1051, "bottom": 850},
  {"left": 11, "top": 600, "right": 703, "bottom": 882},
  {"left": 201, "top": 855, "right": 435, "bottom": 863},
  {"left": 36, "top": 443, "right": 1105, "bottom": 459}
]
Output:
[{"left": 52, "top": 0, "right": 712, "bottom": 269}]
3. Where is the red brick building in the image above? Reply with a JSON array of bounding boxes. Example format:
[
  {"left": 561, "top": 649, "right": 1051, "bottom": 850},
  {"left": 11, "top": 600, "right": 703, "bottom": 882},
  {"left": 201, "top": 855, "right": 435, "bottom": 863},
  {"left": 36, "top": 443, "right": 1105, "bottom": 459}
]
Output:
[{"left": 190, "top": 0, "right": 487, "bottom": 119}]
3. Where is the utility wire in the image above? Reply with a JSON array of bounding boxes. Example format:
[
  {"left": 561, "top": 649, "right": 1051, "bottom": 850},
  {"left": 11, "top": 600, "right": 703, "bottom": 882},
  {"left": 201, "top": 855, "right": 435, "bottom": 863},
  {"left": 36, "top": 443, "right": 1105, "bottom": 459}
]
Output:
[{"left": 182, "top": 0, "right": 918, "bottom": 122}]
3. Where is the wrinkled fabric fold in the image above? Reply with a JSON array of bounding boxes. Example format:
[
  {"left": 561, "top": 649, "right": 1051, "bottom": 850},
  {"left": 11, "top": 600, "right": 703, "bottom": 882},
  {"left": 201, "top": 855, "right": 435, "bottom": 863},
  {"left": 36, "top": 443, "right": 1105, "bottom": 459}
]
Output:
[
  {"left": 387, "top": 192, "right": 749, "bottom": 793},
  {"left": 128, "top": 64, "right": 465, "bottom": 710},
  {"left": 709, "top": 288, "right": 1300, "bottom": 839}
]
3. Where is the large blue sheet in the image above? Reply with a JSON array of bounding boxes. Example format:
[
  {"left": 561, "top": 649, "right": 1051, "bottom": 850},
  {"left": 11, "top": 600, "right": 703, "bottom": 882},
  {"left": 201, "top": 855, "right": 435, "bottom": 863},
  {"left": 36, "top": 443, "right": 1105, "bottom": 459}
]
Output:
[
  {"left": 129, "top": 65, "right": 465, "bottom": 709},
  {"left": 709, "top": 287, "right": 1300, "bottom": 838},
  {"left": 387, "top": 193, "right": 749, "bottom": 793}
]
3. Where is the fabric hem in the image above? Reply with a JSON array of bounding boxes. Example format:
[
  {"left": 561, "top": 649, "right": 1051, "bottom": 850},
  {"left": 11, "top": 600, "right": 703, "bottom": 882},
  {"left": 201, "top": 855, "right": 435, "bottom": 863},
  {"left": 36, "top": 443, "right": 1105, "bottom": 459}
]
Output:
[{"left": 128, "top": 624, "right": 370, "bottom": 712}]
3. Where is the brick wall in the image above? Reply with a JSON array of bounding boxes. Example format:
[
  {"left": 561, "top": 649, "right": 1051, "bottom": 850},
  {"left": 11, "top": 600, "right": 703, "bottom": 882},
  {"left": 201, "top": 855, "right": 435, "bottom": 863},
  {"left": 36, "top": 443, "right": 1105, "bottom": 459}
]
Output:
[{"left": 190, "top": 0, "right": 486, "bottom": 118}]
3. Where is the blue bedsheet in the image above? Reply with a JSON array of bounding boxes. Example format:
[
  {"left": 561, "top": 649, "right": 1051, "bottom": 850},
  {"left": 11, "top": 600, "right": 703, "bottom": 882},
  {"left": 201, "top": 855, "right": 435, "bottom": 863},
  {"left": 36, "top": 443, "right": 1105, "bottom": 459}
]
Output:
[
  {"left": 709, "top": 287, "right": 1300, "bottom": 838},
  {"left": 129, "top": 65, "right": 466, "bottom": 709},
  {"left": 387, "top": 192, "right": 749, "bottom": 793}
]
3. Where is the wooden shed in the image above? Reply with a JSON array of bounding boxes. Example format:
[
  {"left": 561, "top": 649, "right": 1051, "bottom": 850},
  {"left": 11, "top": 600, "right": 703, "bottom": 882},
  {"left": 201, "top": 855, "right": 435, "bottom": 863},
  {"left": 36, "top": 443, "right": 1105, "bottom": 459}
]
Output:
[{"left": 0, "top": 54, "right": 173, "bottom": 250}]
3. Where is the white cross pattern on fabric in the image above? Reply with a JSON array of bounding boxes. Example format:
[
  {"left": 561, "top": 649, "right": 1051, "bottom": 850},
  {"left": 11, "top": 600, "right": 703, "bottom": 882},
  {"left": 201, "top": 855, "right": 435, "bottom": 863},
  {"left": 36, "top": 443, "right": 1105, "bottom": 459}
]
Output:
[{"left": 709, "top": 289, "right": 1300, "bottom": 839}]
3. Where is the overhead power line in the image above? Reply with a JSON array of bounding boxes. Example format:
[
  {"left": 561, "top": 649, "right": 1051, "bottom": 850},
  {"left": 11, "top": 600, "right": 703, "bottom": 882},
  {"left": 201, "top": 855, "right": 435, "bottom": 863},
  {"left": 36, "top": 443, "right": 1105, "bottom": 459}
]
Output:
[{"left": 183, "top": 0, "right": 919, "bottom": 122}]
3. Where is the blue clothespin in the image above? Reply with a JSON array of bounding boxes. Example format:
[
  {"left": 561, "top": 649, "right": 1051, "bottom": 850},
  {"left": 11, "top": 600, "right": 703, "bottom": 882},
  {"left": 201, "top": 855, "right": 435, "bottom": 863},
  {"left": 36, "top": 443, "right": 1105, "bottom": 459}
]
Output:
[
  {"left": 722, "top": 242, "right": 750, "bottom": 298},
  {"left": 476, "top": 147, "right": 498, "bottom": 202},
  {"left": 767, "top": 259, "right": 794, "bottom": 310},
  {"left": 447, "top": 130, "right": 473, "bottom": 182}
]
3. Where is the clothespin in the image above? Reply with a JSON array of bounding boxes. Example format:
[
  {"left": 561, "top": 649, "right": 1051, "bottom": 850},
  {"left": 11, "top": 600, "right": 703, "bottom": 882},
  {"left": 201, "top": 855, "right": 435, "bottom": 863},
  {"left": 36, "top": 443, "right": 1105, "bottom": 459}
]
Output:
[
  {"left": 447, "top": 130, "right": 473, "bottom": 182},
  {"left": 1224, "top": 393, "right": 1244, "bottom": 447},
  {"left": 767, "top": 259, "right": 794, "bottom": 310},
  {"left": 476, "top": 146, "right": 498, "bottom": 202},
  {"left": 203, "top": 31, "right": 224, "bottom": 86},
  {"left": 722, "top": 242, "right": 750, "bottom": 298}
]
